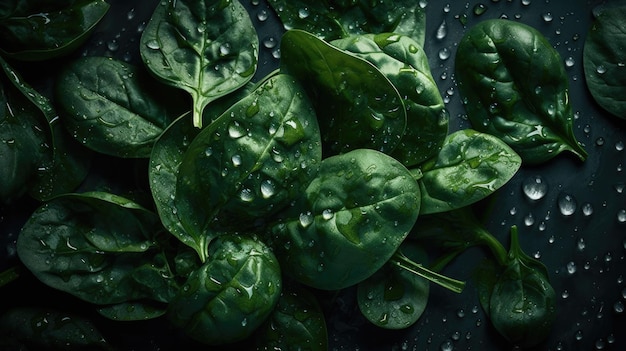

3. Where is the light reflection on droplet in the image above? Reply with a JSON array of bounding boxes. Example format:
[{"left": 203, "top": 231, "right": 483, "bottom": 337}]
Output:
[
  {"left": 558, "top": 193, "right": 577, "bottom": 216},
  {"left": 523, "top": 175, "right": 548, "bottom": 200}
]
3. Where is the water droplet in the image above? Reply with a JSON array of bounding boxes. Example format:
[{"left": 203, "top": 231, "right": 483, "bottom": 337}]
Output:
[
  {"left": 558, "top": 193, "right": 577, "bottom": 216},
  {"left": 440, "top": 339, "right": 454, "bottom": 351},
  {"left": 146, "top": 39, "right": 160, "bottom": 50},
  {"left": 260, "top": 179, "right": 276, "bottom": 199},
  {"left": 436, "top": 20, "right": 447, "bottom": 40},
  {"left": 298, "top": 7, "right": 310, "bottom": 19},
  {"left": 127, "top": 8, "right": 136, "bottom": 20},
  {"left": 257, "top": 9, "right": 269, "bottom": 21},
  {"left": 219, "top": 43, "right": 231, "bottom": 56},
  {"left": 473, "top": 4, "right": 487, "bottom": 16},
  {"left": 240, "top": 188, "right": 254, "bottom": 202},
  {"left": 565, "top": 56, "right": 575, "bottom": 67},
  {"left": 617, "top": 209, "right": 626, "bottom": 223},
  {"left": 322, "top": 209, "right": 334, "bottom": 220},
  {"left": 107, "top": 39, "right": 119, "bottom": 52},
  {"left": 522, "top": 175, "right": 548, "bottom": 200},
  {"left": 615, "top": 182, "right": 625, "bottom": 194},
  {"left": 228, "top": 121, "right": 246, "bottom": 138},
  {"left": 524, "top": 213, "right": 535, "bottom": 226},
  {"left": 596, "top": 65, "right": 607, "bottom": 74},
  {"left": 522, "top": 0, "right": 531, "bottom": 5},
  {"left": 615, "top": 141, "right": 624, "bottom": 151},
  {"left": 263, "top": 36, "right": 277, "bottom": 49},
  {"left": 562, "top": 290, "right": 569, "bottom": 299},
  {"left": 613, "top": 301, "right": 624, "bottom": 313},
  {"left": 204, "top": 147, "right": 213, "bottom": 157},
  {"left": 566, "top": 261, "right": 577, "bottom": 274},
  {"left": 438, "top": 47, "right": 451, "bottom": 60},
  {"left": 543, "top": 12, "right": 553, "bottom": 22},
  {"left": 299, "top": 211, "right": 313, "bottom": 228},
  {"left": 577, "top": 238, "right": 586, "bottom": 251},
  {"left": 231, "top": 154, "right": 242, "bottom": 167},
  {"left": 582, "top": 202, "right": 593, "bottom": 216}
]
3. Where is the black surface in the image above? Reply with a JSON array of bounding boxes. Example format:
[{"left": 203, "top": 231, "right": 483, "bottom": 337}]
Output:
[{"left": 1, "top": 0, "right": 625, "bottom": 350}]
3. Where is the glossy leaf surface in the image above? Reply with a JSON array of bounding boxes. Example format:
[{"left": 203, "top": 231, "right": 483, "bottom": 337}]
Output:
[{"left": 455, "top": 19, "right": 587, "bottom": 164}]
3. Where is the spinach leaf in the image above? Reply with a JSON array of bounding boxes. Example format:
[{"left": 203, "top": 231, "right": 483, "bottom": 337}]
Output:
[
  {"left": 0, "top": 58, "right": 51, "bottom": 203},
  {"left": 56, "top": 56, "right": 187, "bottom": 158},
  {"left": 357, "top": 241, "right": 430, "bottom": 329},
  {"left": 280, "top": 29, "right": 406, "bottom": 158},
  {"left": 267, "top": 0, "right": 426, "bottom": 46},
  {"left": 167, "top": 234, "right": 282, "bottom": 346},
  {"left": 455, "top": 19, "right": 587, "bottom": 164},
  {"left": 417, "top": 129, "right": 521, "bottom": 215},
  {"left": 254, "top": 280, "right": 328, "bottom": 350},
  {"left": 0, "top": 0, "right": 110, "bottom": 61},
  {"left": 583, "top": 2, "right": 626, "bottom": 119},
  {"left": 16, "top": 192, "right": 180, "bottom": 306},
  {"left": 140, "top": 0, "right": 258, "bottom": 128},
  {"left": 0, "top": 56, "right": 90, "bottom": 201},
  {"left": 476, "top": 226, "right": 557, "bottom": 348},
  {"left": 174, "top": 74, "right": 321, "bottom": 259},
  {"left": 0, "top": 307, "right": 113, "bottom": 350},
  {"left": 332, "top": 33, "right": 448, "bottom": 167},
  {"left": 269, "top": 148, "right": 421, "bottom": 290}
]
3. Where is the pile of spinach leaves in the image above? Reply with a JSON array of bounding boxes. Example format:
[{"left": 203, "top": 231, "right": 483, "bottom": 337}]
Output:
[{"left": 2, "top": 0, "right": 618, "bottom": 349}]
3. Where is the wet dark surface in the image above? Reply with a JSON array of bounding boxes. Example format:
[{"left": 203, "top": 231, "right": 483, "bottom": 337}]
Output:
[{"left": 1, "top": 0, "right": 625, "bottom": 350}]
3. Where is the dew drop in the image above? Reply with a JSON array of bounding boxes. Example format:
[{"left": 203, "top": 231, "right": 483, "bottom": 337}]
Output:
[
  {"left": 322, "top": 209, "right": 334, "bottom": 220},
  {"left": 473, "top": 3, "right": 487, "bottom": 16},
  {"left": 438, "top": 47, "right": 451, "bottom": 60},
  {"left": 231, "top": 154, "right": 242, "bottom": 167},
  {"left": 436, "top": 20, "right": 447, "bottom": 40},
  {"left": 257, "top": 9, "right": 269, "bottom": 21},
  {"left": 522, "top": 175, "right": 548, "bottom": 200},
  {"left": 577, "top": 238, "right": 586, "bottom": 251},
  {"left": 263, "top": 36, "right": 277, "bottom": 49},
  {"left": 524, "top": 213, "right": 535, "bottom": 226},
  {"left": 565, "top": 56, "right": 575, "bottom": 67},
  {"left": 596, "top": 65, "right": 607, "bottom": 74},
  {"left": 613, "top": 301, "right": 624, "bottom": 313},
  {"left": 297, "top": 7, "right": 310, "bottom": 19},
  {"left": 260, "top": 179, "right": 276, "bottom": 199},
  {"left": 615, "top": 141, "right": 624, "bottom": 151},
  {"left": 558, "top": 193, "right": 577, "bottom": 216},
  {"left": 240, "top": 188, "right": 254, "bottom": 202},
  {"left": 228, "top": 121, "right": 246, "bottom": 138},
  {"left": 582, "top": 202, "right": 593, "bottom": 216},
  {"left": 542, "top": 12, "right": 553, "bottom": 22},
  {"left": 204, "top": 147, "right": 213, "bottom": 157},
  {"left": 614, "top": 182, "right": 625, "bottom": 194},
  {"left": 299, "top": 211, "right": 313, "bottom": 228},
  {"left": 146, "top": 39, "right": 160, "bottom": 50},
  {"left": 566, "top": 261, "right": 577, "bottom": 274},
  {"left": 617, "top": 209, "right": 626, "bottom": 223}
]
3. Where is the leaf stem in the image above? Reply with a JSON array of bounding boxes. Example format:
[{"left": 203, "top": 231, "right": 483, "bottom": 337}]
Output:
[{"left": 390, "top": 251, "right": 465, "bottom": 293}]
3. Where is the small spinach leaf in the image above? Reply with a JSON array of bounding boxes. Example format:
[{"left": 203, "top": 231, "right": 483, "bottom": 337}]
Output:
[
  {"left": 583, "top": 3, "right": 626, "bottom": 119},
  {"left": 280, "top": 29, "right": 406, "bottom": 157},
  {"left": 140, "top": 0, "right": 258, "bottom": 128},
  {"left": 455, "top": 19, "right": 587, "bottom": 164},
  {"left": 417, "top": 129, "right": 521, "bottom": 215},
  {"left": 332, "top": 33, "right": 448, "bottom": 167},
  {"left": 269, "top": 148, "right": 420, "bottom": 290},
  {"left": 357, "top": 241, "right": 430, "bottom": 329},
  {"left": 168, "top": 234, "right": 282, "bottom": 346},
  {"left": 56, "top": 56, "right": 187, "bottom": 158},
  {"left": 16, "top": 192, "right": 180, "bottom": 306},
  {"left": 0, "top": 0, "right": 110, "bottom": 61}
]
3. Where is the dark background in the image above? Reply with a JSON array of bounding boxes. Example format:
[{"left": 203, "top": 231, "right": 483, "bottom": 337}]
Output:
[{"left": 1, "top": 0, "right": 625, "bottom": 350}]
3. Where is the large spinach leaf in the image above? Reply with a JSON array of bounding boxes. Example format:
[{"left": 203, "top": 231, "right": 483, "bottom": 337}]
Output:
[
  {"left": 280, "top": 29, "right": 406, "bottom": 158},
  {"left": 455, "top": 19, "right": 587, "bottom": 164},
  {"left": 583, "top": 2, "right": 626, "bottom": 119},
  {"left": 332, "top": 33, "right": 448, "bottom": 167},
  {"left": 16, "top": 192, "right": 180, "bottom": 307},
  {"left": 0, "top": 0, "right": 110, "bottom": 61},
  {"left": 174, "top": 74, "right": 321, "bottom": 260},
  {"left": 140, "top": 0, "right": 258, "bottom": 128},
  {"left": 417, "top": 129, "right": 521, "bottom": 215},
  {"left": 267, "top": 0, "right": 426, "bottom": 46},
  {"left": 269, "top": 148, "right": 420, "bottom": 290},
  {"left": 56, "top": 56, "right": 187, "bottom": 158}
]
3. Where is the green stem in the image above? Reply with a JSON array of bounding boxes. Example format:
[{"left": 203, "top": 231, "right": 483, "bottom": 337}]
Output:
[
  {"left": 475, "top": 227, "right": 508, "bottom": 266},
  {"left": 390, "top": 251, "right": 465, "bottom": 293},
  {"left": 0, "top": 266, "right": 21, "bottom": 287}
]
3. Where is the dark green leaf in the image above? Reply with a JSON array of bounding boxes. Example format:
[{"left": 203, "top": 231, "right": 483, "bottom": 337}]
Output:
[
  {"left": 418, "top": 129, "right": 521, "bottom": 215},
  {"left": 174, "top": 74, "right": 322, "bottom": 259},
  {"left": 168, "top": 234, "right": 282, "bottom": 346},
  {"left": 16, "top": 192, "right": 180, "bottom": 305},
  {"left": 455, "top": 19, "right": 587, "bottom": 164},
  {"left": 270, "top": 148, "right": 420, "bottom": 290},
  {"left": 140, "top": 0, "right": 258, "bottom": 128},
  {"left": 332, "top": 33, "right": 448, "bottom": 167},
  {"left": 280, "top": 29, "right": 406, "bottom": 157},
  {"left": 0, "top": 0, "right": 110, "bottom": 61},
  {"left": 96, "top": 301, "right": 167, "bottom": 321},
  {"left": 583, "top": 2, "right": 626, "bottom": 119}
]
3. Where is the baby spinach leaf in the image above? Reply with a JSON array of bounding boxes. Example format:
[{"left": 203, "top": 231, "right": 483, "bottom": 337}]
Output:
[
  {"left": 417, "top": 129, "right": 521, "bottom": 215},
  {"left": 269, "top": 148, "right": 421, "bottom": 290},
  {"left": 455, "top": 19, "right": 587, "bottom": 164},
  {"left": 0, "top": 56, "right": 90, "bottom": 201},
  {"left": 267, "top": 0, "right": 426, "bottom": 46},
  {"left": 0, "top": 0, "right": 110, "bottom": 61},
  {"left": 332, "top": 33, "right": 448, "bottom": 167},
  {"left": 583, "top": 2, "right": 626, "bottom": 119},
  {"left": 357, "top": 241, "right": 430, "bottom": 329},
  {"left": 168, "top": 234, "right": 282, "bottom": 346},
  {"left": 280, "top": 29, "right": 406, "bottom": 157},
  {"left": 254, "top": 280, "right": 328, "bottom": 350},
  {"left": 16, "top": 192, "right": 180, "bottom": 306},
  {"left": 476, "top": 226, "right": 556, "bottom": 348},
  {"left": 140, "top": 0, "right": 258, "bottom": 129},
  {"left": 96, "top": 301, "right": 167, "bottom": 321},
  {"left": 175, "top": 74, "right": 321, "bottom": 259},
  {"left": 56, "top": 56, "right": 187, "bottom": 158},
  {"left": 0, "top": 59, "right": 51, "bottom": 203}
]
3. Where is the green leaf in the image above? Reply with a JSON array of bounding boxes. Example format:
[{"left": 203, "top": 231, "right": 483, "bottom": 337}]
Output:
[
  {"left": 174, "top": 74, "right": 322, "bottom": 259},
  {"left": 418, "top": 129, "right": 521, "bottom": 215},
  {"left": 140, "top": 0, "right": 258, "bottom": 128},
  {"left": 270, "top": 148, "right": 421, "bottom": 290},
  {"left": 280, "top": 29, "right": 407, "bottom": 157},
  {"left": 455, "top": 19, "right": 587, "bottom": 164},
  {"left": 583, "top": 2, "right": 626, "bottom": 119},
  {"left": 56, "top": 56, "right": 187, "bottom": 158},
  {"left": 332, "top": 33, "right": 448, "bottom": 167},
  {"left": 16, "top": 192, "right": 180, "bottom": 305},
  {"left": 0, "top": 0, "right": 110, "bottom": 61}
]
